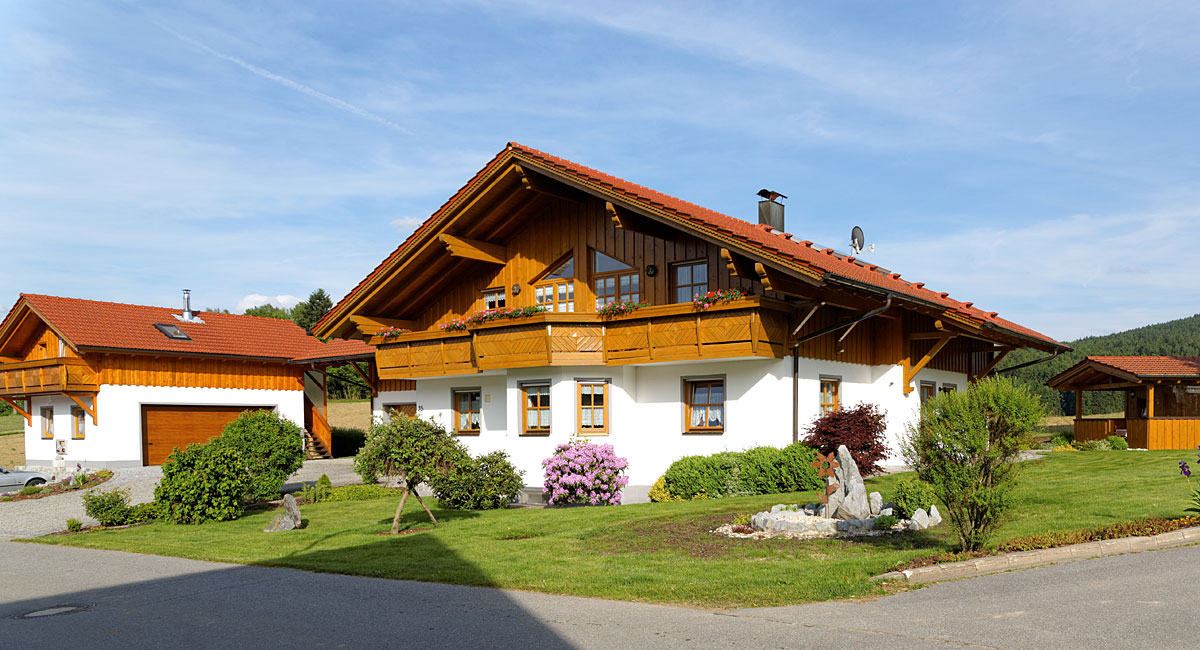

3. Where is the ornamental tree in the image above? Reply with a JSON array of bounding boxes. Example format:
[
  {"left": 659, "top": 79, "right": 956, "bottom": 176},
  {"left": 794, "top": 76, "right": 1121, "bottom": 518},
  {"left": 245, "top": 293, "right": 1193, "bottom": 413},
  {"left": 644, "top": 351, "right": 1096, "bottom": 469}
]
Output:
[
  {"left": 353, "top": 412, "right": 468, "bottom": 532},
  {"left": 803, "top": 403, "right": 889, "bottom": 476},
  {"left": 901, "top": 376, "right": 1043, "bottom": 552}
]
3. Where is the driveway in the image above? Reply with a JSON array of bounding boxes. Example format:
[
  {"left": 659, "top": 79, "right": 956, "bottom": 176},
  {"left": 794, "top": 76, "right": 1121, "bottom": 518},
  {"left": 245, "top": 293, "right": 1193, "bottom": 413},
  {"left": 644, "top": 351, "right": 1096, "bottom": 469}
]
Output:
[
  {"left": 1, "top": 541, "right": 1197, "bottom": 649},
  {"left": 0, "top": 459, "right": 359, "bottom": 539}
]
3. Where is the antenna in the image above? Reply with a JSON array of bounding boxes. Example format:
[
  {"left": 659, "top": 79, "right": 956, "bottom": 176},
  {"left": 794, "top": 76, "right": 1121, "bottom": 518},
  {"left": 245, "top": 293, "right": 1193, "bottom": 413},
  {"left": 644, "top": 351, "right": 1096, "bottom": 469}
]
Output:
[{"left": 849, "top": 226, "right": 875, "bottom": 255}]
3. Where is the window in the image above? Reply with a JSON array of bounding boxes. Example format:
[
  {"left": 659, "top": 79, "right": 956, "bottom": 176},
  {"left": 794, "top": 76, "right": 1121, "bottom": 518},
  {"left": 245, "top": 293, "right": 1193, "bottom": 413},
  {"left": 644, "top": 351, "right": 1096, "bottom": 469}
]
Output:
[
  {"left": 72, "top": 407, "right": 87, "bottom": 440},
  {"left": 483, "top": 289, "right": 506, "bottom": 310},
  {"left": 819, "top": 378, "right": 840, "bottom": 416},
  {"left": 522, "top": 383, "right": 551, "bottom": 434},
  {"left": 592, "top": 252, "right": 639, "bottom": 310},
  {"left": 685, "top": 379, "right": 724, "bottom": 432},
  {"left": 452, "top": 389, "right": 481, "bottom": 434},
  {"left": 577, "top": 381, "right": 609, "bottom": 434},
  {"left": 153, "top": 323, "right": 191, "bottom": 340},
  {"left": 41, "top": 407, "right": 54, "bottom": 439},
  {"left": 919, "top": 381, "right": 937, "bottom": 404},
  {"left": 672, "top": 261, "right": 708, "bottom": 303},
  {"left": 940, "top": 383, "right": 957, "bottom": 394},
  {"left": 534, "top": 256, "right": 575, "bottom": 312}
]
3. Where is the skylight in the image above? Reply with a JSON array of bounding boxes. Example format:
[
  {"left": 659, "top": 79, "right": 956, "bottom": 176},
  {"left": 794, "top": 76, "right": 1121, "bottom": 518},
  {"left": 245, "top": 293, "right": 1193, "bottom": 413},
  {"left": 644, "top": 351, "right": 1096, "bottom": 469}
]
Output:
[{"left": 154, "top": 323, "right": 191, "bottom": 341}]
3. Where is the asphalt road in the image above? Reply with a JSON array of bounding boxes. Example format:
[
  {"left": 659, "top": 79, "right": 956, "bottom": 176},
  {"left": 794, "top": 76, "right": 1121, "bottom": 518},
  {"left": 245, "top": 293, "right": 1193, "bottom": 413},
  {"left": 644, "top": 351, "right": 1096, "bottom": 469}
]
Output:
[{"left": 1, "top": 540, "right": 1194, "bottom": 649}]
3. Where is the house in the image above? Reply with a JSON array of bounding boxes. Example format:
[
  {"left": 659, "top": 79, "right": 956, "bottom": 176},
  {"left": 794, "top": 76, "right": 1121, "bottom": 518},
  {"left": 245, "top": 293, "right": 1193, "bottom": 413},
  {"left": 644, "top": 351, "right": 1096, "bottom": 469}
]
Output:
[
  {"left": 0, "top": 293, "right": 375, "bottom": 469},
  {"left": 314, "top": 142, "right": 1067, "bottom": 500},
  {"left": 1047, "top": 355, "right": 1200, "bottom": 449}
]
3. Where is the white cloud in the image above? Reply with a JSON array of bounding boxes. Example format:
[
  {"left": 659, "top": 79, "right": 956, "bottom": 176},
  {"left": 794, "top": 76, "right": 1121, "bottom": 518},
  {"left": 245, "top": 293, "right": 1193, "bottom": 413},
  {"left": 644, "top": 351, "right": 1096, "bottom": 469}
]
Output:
[
  {"left": 390, "top": 216, "right": 426, "bottom": 233},
  {"left": 236, "top": 294, "right": 301, "bottom": 312}
]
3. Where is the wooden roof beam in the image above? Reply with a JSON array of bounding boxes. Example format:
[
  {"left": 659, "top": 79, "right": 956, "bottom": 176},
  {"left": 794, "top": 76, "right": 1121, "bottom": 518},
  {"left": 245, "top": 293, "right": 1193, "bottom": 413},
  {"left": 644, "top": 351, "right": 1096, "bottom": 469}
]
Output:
[
  {"left": 514, "top": 165, "right": 585, "bottom": 202},
  {"left": 973, "top": 346, "right": 1014, "bottom": 380},
  {"left": 440, "top": 234, "right": 507, "bottom": 265},
  {"left": 753, "top": 262, "right": 884, "bottom": 312},
  {"left": 608, "top": 201, "right": 678, "bottom": 241},
  {"left": 903, "top": 333, "right": 955, "bottom": 394},
  {"left": 0, "top": 396, "right": 30, "bottom": 425},
  {"left": 350, "top": 315, "right": 417, "bottom": 338},
  {"left": 721, "top": 248, "right": 757, "bottom": 280}
]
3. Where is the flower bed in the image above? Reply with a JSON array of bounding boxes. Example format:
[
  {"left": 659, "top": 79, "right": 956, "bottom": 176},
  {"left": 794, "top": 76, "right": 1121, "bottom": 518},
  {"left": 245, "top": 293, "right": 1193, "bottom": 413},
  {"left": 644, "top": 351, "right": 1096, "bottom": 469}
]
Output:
[
  {"left": 0, "top": 469, "right": 113, "bottom": 502},
  {"left": 440, "top": 305, "right": 550, "bottom": 331}
]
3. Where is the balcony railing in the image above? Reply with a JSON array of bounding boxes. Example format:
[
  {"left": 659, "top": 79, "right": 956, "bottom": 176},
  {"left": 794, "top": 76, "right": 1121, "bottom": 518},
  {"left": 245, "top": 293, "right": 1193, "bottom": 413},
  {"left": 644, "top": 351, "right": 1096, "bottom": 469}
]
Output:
[
  {"left": 0, "top": 357, "right": 99, "bottom": 397},
  {"left": 374, "top": 297, "right": 789, "bottom": 380}
]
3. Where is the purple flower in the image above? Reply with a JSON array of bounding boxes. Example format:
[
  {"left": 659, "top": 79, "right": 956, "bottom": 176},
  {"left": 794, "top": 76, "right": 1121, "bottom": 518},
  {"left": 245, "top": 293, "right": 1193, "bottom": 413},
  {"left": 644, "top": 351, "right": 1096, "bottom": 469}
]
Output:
[{"left": 1182, "top": 460, "right": 1192, "bottom": 477}]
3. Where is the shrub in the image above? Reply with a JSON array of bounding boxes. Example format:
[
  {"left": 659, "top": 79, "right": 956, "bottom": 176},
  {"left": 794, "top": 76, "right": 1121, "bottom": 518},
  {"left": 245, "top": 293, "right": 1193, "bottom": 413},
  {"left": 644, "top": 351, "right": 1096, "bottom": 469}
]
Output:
[
  {"left": 1107, "top": 435, "right": 1129, "bottom": 451},
  {"left": 874, "top": 514, "right": 900, "bottom": 530},
  {"left": 892, "top": 476, "right": 937, "bottom": 518},
  {"left": 1049, "top": 433, "right": 1073, "bottom": 447},
  {"left": 331, "top": 426, "right": 367, "bottom": 457},
  {"left": 18, "top": 485, "right": 41, "bottom": 496},
  {"left": 66, "top": 518, "right": 83, "bottom": 532},
  {"left": 731, "top": 513, "right": 752, "bottom": 526},
  {"left": 901, "top": 375, "right": 1044, "bottom": 551},
  {"left": 327, "top": 484, "right": 402, "bottom": 501},
  {"left": 71, "top": 472, "right": 89, "bottom": 490},
  {"left": 128, "top": 501, "right": 161, "bottom": 523},
  {"left": 301, "top": 474, "right": 333, "bottom": 504},
  {"left": 154, "top": 443, "right": 252, "bottom": 524},
  {"left": 803, "top": 403, "right": 889, "bottom": 476},
  {"left": 436, "top": 450, "right": 524, "bottom": 510},
  {"left": 661, "top": 443, "right": 821, "bottom": 500},
  {"left": 82, "top": 487, "right": 133, "bottom": 526},
  {"left": 648, "top": 476, "right": 676, "bottom": 502},
  {"left": 542, "top": 439, "right": 629, "bottom": 506},
  {"left": 1053, "top": 444, "right": 1078, "bottom": 452},
  {"left": 1073, "top": 439, "right": 1112, "bottom": 451},
  {"left": 212, "top": 410, "right": 305, "bottom": 502}
]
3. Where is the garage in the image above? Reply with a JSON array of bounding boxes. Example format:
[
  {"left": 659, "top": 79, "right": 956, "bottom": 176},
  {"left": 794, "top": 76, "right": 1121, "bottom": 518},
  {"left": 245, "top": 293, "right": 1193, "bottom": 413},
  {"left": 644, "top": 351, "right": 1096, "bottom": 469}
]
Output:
[{"left": 141, "top": 404, "right": 272, "bottom": 465}]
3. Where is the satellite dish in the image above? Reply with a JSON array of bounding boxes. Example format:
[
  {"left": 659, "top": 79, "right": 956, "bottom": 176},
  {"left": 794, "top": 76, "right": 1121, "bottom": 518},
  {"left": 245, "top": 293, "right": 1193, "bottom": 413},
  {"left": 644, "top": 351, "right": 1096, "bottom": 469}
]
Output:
[{"left": 849, "top": 226, "right": 875, "bottom": 255}]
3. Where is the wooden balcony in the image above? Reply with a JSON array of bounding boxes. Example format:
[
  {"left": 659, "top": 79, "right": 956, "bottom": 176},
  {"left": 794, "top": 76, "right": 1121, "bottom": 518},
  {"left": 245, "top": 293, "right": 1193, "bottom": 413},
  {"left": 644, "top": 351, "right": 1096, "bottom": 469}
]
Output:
[
  {"left": 0, "top": 358, "right": 99, "bottom": 397},
  {"left": 375, "top": 297, "right": 789, "bottom": 380}
]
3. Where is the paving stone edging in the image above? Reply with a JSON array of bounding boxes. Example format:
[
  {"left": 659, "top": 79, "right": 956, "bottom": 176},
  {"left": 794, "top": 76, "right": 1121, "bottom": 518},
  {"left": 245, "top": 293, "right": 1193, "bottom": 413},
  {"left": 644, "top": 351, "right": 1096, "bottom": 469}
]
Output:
[{"left": 872, "top": 525, "right": 1200, "bottom": 584}]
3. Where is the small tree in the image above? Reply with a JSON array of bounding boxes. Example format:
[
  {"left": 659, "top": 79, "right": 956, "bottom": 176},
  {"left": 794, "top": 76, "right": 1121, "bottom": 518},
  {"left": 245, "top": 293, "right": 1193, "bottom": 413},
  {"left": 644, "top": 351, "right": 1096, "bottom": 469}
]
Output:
[
  {"left": 803, "top": 403, "right": 889, "bottom": 476},
  {"left": 213, "top": 410, "right": 305, "bottom": 502},
  {"left": 901, "top": 376, "right": 1044, "bottom": 551},
  {"left": 353, "top": 412, "right": 467, "bottom": 532}
]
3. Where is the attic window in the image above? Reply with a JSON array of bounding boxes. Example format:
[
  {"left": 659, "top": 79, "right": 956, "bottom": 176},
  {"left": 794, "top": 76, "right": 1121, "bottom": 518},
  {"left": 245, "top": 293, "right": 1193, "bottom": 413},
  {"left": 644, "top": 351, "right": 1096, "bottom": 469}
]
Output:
[{"left": 154, "top": 323, "right": 191, "bottom": 341}]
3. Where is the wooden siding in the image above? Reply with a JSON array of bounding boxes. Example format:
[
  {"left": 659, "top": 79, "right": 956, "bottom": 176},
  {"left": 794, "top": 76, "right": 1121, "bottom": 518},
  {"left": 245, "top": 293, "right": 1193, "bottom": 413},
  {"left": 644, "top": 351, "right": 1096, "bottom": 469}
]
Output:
[
  {"left": 98, "top": 354, "right": 304, "bottom": 390},
  {"left": 1071, "top": 417, "right": 1200, "bottom": 449},
  {"left": 19, "top": 325, "right": 79, "bottom": 361},
  {"left": 378, "top": 379, "right": 416, "bottom": 392},
  {"left": 1074, "top": 418, "right": 1125, "bottom": 442},
  {"left": 0, "top": 358, "right": 98, "bottom": 397},
  {"left": 412, "top": 196, "right": 780, "bottom": 330}
]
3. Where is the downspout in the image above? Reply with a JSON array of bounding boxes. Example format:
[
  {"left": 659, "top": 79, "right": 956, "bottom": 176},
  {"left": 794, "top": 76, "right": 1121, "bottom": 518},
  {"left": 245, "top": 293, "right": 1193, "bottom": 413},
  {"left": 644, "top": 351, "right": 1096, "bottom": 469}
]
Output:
[{"left": 791, "top": 295, "right": 893, "bottom": 443}]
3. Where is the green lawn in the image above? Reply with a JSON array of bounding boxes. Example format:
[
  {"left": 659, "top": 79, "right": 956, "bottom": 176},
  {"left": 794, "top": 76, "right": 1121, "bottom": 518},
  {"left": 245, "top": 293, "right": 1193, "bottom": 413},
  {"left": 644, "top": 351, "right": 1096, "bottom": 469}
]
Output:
[
  {"left": 28, "top": 451, "right": 1196, "bottom": 608},
  {"left": 0, "top": 413, "right": 22, "bottom": 435}
]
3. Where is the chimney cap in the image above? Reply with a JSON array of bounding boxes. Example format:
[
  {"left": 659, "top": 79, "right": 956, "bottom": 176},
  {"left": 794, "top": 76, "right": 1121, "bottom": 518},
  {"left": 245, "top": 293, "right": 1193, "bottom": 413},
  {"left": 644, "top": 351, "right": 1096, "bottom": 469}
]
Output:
[{"left": 756, "top": 188, "right": 787, "bottom": 202}]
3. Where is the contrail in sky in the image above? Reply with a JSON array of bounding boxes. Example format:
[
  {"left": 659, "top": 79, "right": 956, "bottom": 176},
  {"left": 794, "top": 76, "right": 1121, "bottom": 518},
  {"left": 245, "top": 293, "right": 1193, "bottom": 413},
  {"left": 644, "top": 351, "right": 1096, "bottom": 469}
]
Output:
[{"left": 158, "top": 23, "right": 411, "bottom": 134}]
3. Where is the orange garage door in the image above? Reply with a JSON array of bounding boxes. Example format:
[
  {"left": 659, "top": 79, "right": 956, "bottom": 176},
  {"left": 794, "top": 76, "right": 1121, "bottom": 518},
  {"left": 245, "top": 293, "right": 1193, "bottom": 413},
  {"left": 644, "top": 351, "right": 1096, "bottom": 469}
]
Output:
[{"left": 141, "top": 405, "right": 271, "bottom": 465}]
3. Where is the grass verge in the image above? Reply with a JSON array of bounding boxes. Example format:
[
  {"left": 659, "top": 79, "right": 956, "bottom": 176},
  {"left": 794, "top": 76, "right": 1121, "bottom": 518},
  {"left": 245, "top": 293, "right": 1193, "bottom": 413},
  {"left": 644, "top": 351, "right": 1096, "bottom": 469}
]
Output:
[{"left": 27, "top": 450, "right": 1196, "bottom": 608}]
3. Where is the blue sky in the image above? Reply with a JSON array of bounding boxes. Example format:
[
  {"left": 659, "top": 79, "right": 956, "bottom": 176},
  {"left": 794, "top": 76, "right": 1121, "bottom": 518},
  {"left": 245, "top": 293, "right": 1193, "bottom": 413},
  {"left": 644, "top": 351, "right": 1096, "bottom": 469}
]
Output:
[{"left": 3, "top": 1, "right": 1198, "bottom": 340}]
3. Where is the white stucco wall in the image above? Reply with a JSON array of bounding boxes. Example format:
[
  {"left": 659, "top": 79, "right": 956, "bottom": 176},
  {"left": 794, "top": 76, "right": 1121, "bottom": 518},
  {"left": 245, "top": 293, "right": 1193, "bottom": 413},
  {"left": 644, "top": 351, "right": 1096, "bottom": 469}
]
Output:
[
  {"left": 370, "top": 358, "right": 968, "bottom": 495},
  {"left": 24, "top": 385, "right": 305, "bottom": 469}
]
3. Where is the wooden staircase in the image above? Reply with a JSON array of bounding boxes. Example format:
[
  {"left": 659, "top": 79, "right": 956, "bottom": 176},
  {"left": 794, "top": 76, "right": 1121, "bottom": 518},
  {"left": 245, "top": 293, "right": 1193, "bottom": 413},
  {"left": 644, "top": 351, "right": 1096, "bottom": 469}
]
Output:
[{"left": 303, "top": 429, "right": 332, "bottom": 459}]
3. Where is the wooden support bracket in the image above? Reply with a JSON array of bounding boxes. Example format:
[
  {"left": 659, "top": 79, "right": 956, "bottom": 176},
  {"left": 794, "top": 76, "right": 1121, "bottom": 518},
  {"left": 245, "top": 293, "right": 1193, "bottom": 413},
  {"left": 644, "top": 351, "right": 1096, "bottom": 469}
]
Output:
[
  {"left": 792, "top": 303, "right": 823, "bottom": 337},
  {"left": 514, "top": 164, "right": 584, "bottom": 202},
  {"left": 720, "top": 248, "right": 757, "bottom": 279},
  {"left": 440, "top": 234, "right": 507, "bottom": 265},
  {"left": 65, "top": 392, "right": 98, "bottom": 425},
  {"left": 348, "top": 362, "right": 378, "bottom": 397},
  {"left": 0, "top": 396, "right": 30, "bottom": 425},
  {"left": 973, "top": 346, "right": 1014, "bottom": 380},
  {"left": 903, "top": 333, "right": 955, "bottom": 394},
  {"left": 607, "top": 201, "right": 677, "bottom": 240}
]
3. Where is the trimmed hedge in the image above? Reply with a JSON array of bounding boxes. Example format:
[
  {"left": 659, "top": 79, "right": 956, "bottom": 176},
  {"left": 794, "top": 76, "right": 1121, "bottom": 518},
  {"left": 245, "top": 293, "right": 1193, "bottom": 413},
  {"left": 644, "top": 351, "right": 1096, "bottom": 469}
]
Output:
[
  {"left": 154, "top": 443, "right": 252, "bottom": 524},
  {"left": 436, "top": 450, "right": 524, "bottom": 510},
  {"left": 658, "top": 443, "right": 822, "bottom": 501}
]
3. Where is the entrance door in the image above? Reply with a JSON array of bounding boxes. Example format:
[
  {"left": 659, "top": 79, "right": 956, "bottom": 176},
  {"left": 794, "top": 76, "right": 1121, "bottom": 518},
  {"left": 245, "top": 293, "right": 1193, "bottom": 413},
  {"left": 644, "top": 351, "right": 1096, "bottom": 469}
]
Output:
[{"left": 141, "top": 405, "right": 270, "bottom": 465}]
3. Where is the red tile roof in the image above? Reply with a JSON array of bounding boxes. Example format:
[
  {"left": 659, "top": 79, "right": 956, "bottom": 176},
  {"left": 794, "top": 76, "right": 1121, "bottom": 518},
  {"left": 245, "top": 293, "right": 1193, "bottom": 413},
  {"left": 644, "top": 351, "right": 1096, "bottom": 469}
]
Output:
[
  {"left": 1087, "top": 356, "right": 1200, "bottom": 377},
  {"left": 7, "top": 294, "right": 374, "bottom": 362},
  {"left": 318, "top": 142, "right": 1064, "bottom": 350}
]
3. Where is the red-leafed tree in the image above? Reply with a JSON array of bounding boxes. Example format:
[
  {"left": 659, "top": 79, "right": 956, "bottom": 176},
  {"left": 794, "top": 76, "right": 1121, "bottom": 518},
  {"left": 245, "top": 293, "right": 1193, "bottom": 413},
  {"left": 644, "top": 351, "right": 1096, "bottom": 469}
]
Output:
[{"left": 803, "top": 404, "right": 889, "bottom": 476}]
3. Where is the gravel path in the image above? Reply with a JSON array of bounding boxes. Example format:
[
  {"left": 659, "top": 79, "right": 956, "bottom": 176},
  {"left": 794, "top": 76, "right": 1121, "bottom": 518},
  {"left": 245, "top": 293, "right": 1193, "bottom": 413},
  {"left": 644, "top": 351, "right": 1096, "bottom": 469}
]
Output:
[{"left": 0, "top": 459, "right": 362, "bottom": 539}]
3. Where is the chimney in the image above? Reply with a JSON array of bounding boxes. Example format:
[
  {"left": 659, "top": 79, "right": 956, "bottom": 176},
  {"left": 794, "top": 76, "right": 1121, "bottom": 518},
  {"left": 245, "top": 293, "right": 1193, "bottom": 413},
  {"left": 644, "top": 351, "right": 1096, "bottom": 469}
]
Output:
[
  {"left": 174, "top": 289, "right": 205, "bottom": 324},
  {"left": 756, "top": 189, "right": 787, "bottom": 232}
]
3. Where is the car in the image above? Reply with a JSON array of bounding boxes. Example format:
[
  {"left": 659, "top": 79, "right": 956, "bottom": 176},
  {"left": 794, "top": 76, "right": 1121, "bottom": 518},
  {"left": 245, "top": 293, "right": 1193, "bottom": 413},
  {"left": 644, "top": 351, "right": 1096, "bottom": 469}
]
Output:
[{"left": 0, "top": 467, "right": 53, "bottom": 493}]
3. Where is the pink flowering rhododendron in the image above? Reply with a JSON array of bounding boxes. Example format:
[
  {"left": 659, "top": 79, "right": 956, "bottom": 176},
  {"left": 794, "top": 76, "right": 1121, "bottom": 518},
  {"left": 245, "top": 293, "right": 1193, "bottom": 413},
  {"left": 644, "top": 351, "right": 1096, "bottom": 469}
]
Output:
[{"left": 541, "top": 440, "right": 629, "bottom": 506}]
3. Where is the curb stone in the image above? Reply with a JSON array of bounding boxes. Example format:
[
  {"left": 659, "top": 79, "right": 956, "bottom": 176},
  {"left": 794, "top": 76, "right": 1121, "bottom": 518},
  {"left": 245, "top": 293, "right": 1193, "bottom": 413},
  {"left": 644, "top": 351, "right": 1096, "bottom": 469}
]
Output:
[{"left": 871, "top": 525, "right": 1200, "bottom": 584}]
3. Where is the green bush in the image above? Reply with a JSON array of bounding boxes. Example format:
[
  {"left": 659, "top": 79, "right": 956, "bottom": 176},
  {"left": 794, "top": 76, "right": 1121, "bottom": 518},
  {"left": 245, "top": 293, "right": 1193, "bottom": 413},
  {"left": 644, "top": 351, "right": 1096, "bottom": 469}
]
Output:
[
  {"left": 331, "top": 427, "right": 367, "bottom": 458},
  {"left": 301, "top": 474, "right": 333, "bottom": 504},
  {"left": 1048, "top": 434, "right": 1073, "bottom": 448},
  {"left": 82, "top": 487, "right": 133, "bottom": 526},
  {"left": 902, "top": 375, "right": 1044, "bottom": 551},
  {"left": 661, "top": 443, "right": 822, "bottom": 500},
  {"left": 892, "top": 476, "right": 937, "bottom": 518},
  {"left": 873, "top": 514, "right": 900, "bottom": 530},
  {"left": 66, "top": 518, "right": 83, "bottom": 532},
  {"left": 435, "top": 450, "right": 524, "bottom": 510},
  {"left": 154, "top": 443, "right": 252, "bottom": 524},
  {"left": 18, "top": 485, "right": 41, "bottom": 496},
  {"left": 212, "top": 410, "right": 305, "bottom": 502},
  {"left": 327, "top": 484, "right": 402, "bottom": 501},
  {"left": 1107, "top": 435, "right": 1129, "bottom": 450},
  {"left": 1073, "top": 439, "right": 1112, "bottom": 451},
  {"left": 128, "top": 501, "right": 161, "bottom": 523}
]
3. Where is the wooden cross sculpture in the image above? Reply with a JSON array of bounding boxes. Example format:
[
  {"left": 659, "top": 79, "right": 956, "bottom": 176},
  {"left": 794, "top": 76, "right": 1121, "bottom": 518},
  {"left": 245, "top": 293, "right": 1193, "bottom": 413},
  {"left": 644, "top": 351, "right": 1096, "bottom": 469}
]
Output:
[{"left": 810, "top": 451, "right": 840, "bottom": 504}]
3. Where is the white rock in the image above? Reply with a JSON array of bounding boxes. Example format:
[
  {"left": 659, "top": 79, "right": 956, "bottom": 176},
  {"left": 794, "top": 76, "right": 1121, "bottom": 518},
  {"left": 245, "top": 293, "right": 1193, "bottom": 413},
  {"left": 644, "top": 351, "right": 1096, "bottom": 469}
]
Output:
[
  {"left": 868, "top": 492, "right": 883, "bottom": 515},
  {"left": 928, "top": 504, "right": 942, "bottom": 527}
]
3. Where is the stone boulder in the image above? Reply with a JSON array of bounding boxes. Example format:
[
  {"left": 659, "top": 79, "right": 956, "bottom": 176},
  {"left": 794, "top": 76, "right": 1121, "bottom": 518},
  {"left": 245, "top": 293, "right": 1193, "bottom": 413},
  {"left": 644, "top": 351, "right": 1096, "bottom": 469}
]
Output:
[
  {"left": 928, "top": 504, "right": 942, "bottom": 527},
  {"left": 868, "top": 491, "right": 883, "bottom": 516},
  {"left": 264, "top": 513, "right": 295, "bottom": 533},
  {"left": 907, "top": 508, "right": 930, "bottom": 531},
  {"left": 833, "top": 445, "right": 871, "bottom": 520}
]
